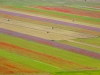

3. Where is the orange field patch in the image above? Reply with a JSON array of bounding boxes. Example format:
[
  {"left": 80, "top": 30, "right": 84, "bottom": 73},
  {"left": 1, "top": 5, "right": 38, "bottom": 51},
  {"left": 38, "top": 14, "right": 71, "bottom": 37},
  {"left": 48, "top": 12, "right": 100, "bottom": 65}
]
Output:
[
  {"left": 0, "top": 57, "right": 40, "bottom": 74},
  {"left": 0, "top": 41, "right": 95, "bottom": 71},
  {"left": 93, "top": 6, "right": 100, "bottom": 8},
  {"left": 33, "top": 6, "right": 100, "bottom": 18},
  {"left": 2, "top": 6, "right": 100, "bottom": 19}
]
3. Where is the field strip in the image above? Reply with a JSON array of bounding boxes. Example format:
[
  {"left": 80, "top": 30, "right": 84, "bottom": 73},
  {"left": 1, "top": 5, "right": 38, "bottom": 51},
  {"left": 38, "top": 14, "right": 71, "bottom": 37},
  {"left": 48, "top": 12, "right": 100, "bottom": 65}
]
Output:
[
  {"left": 0, "top": 41, "right": 92, "bottom": 70},
  {"left": 0, "top": 56, "right": 40, "bottom": 74},
  {"left": 56, "top": 40, "right": 100, "bottom": 53},
  {"left": 0, "top": 28, "right": 100, "bottom": 60},
  {"left": 0, "top": 10, "right": 100, "bottom": 32},
  {"left": 0, "top": 17, "right": 97, "bottom": 39},
  {"left": 74, "top": 37, "right": 100, "bottom": 46},
  {"left": 34, "top": 6, "right": 100, "bottom": 19},
  {"left": 24, "top": 56, "right": 61, "bottom": 70},
  {"left": 0, "top": 13, "right": 100, "bottom": 36},
  {"left": 0, "top": 8, "right": 73, "bottom": 22},
  {"left": 0, "top": 50, "right": 61, "bottom": 72},
  {"left": 0, "top": 23, "right": 74, "bottom": 40},
  {"left": 1, "top": 33, "right": 100, "bottom": 69},
  {"left": 67, "top": 5, "right": 100, "bottom": 12},
  {"left": 71, "top": 5, "right": 100, "bottom": 10},
  {"left": 67, "top": 40, "right": 100, "bottom": 49},
  {"left": 0, "top": 73, "right": 52, "bottom": 75},
  {"left": 0, "top": 7, "right": 100, "bottom": 28}
]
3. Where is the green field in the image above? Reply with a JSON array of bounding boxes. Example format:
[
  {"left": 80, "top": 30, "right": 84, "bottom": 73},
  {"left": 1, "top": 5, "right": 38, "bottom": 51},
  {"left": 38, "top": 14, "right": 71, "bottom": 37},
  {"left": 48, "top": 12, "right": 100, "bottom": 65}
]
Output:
[
  {"left": 0, "top": 33, "right": 100, "bottom": 69},
  {"left": 74, "top": 37, "right": 100, "bottom": 46},
  {"left": 56, "top": 40, "right": 100, "bottom": 53},
  {"left": 0, "top": 0, "right": 100, "bottom": 75},
  {"left": 5, "top": 5, "right": 100, "bottom": 25},
  {"left": 53, "top": 70, "right": 100, "bottom": 75},
  {"left": 0, "top": 0, "right": 58, "bottom": 6},
  {"left": 0, "top": 0, "right": 100, "bottom": 6},
  {"left": 0, "top": 49, "right": 61, "bottom": 72},
  {"left": 66, "top": 5, "right": 100, "bottom": 12}
]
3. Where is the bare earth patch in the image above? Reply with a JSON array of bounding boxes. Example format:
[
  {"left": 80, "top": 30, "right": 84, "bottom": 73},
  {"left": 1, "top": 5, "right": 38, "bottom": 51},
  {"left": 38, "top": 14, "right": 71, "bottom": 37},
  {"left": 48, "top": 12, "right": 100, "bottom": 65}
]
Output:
[{"left": 0, "top": 17, "right": 97, "bottom": 40}]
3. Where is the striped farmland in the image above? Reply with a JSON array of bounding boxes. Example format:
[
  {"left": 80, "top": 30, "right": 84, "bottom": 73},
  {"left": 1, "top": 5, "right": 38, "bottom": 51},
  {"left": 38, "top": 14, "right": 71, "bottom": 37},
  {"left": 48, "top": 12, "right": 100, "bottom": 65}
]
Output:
[{"left": 0, "top": 28, "right": 100, "bottom": 60}]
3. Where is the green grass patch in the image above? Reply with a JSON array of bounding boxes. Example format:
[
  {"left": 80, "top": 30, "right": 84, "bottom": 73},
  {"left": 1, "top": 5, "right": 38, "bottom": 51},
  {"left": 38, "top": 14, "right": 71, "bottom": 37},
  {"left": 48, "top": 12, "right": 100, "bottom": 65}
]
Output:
[
  {"left": 56, "top": 40, "right": 100, "bottom": 53},
  {"left": 7, "top": 5, "right": 100, "bottom": 25},
  {"left": 0, "top": 49, "right": 61, "bottom": 72},
  {"left": 0, "top": 0, "right": 58, "bottom": 6},
  {"left": 53, "top": 70, "right": 100, "bottom": 75},
  {"left": 0, "top": 33, "right": 100, "bottom": 69},
  {"left": 74, "top": 37, "right": 100, "bottom": 46},
  {"left": 0, "top": 0, "right": 100, "bottom": 7},
  {"left": 67, "top": 5, "right": 100, "bottom": 12}
]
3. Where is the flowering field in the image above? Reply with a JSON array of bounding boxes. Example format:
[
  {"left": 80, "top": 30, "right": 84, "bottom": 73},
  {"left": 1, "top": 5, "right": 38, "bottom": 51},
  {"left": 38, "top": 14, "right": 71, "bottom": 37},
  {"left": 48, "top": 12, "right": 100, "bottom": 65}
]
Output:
[
  {"left": 0, "top": 57, "right": 39, "bottom": 74},
  {"left": 1, "top": 6, "right": 100, "bottom": 25},
  {"left": 34, "top": 6, "right": 100, "bottom": 18},
  {"left": 0, "top": 0, "right": 100, "bottom": 75},
  {"left": 0, "top": 32, "right": 100, "bottom": 75}
]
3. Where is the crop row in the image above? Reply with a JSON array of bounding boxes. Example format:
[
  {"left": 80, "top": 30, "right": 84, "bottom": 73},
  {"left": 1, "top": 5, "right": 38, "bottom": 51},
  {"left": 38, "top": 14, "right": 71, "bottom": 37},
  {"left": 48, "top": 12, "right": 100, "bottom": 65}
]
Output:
[
  {"left": 0, "top": 28, "right": 100, "bottom": 60},
  {"left": 0, "top": 13, "right": 100, "bottom": 36},
  {"left": 1, "top": 33, "right": 100, "bottom": 69},
  {"left": 0, "top": 42, "right": 92, "bottom": 71},
  {"left": 0, "top": 49, "right": 60, "bottom": 72},
  {"left": 34, "top": 6, "right": 100, "bottom": 18},
  {"left": 0, "top": 10, "right": 100, "bottom": 33},
  {"left": 0, "top": 56, "right": 39, "bottom": 74},
  {"left": 74, "top": 38, "right": 100, "bottom": 46},
  {"left": 1, "top": 6, "right": 100, "bottom": 25}
]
